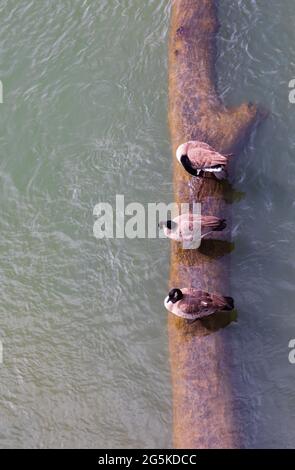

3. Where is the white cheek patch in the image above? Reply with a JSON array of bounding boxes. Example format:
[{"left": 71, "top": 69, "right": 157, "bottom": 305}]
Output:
[
  {"left": 176, "top": 145, "right": 184, "bottom": 162},
  {"left": 164, "top": 297, "right": 173, "bottom": 312}
]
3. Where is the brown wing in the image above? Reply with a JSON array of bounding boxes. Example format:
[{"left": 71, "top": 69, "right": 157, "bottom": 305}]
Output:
[
  {"left": 179, "top": 290, "right": 209, "bottom": 314},
  {"left": 179, "top": 298, "right": 201, "bottom": 314},
  {"left": 182, "top": 288, "right": 208, "bottom": 298},
  {"left": 188, "top": 148, "right": 228, "bottom": 168},
  {"left": 176, "top": 214, "right": 221, "bottom": 230},
  {"left": 200, "top": 215, "right": 221, "bottom": 229},
  {"left": 188, "top": 141, "right": 215, "bottom": 152},
  {"left": 210, "top": 293, "right": 228, "bottom": 310}
]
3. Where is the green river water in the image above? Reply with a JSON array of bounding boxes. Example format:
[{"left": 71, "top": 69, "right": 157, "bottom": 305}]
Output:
[{"left": 0, "top": 0, "right": 295, "bottom": 448}]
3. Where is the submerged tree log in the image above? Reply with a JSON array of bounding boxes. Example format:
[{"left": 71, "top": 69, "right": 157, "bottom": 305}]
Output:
[{"left": 168, "top": 0, "right": 265, "bottom": 448}]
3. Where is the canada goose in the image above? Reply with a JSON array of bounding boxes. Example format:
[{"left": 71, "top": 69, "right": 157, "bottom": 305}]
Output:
[
  {"left": 176, "top": 140, "right": 231, "bottom": 180},
  {"left": 164, "top": 287, "right": 234, "bottom": 320},
  {"left": 159, "top": 214, "right": 226, "bottom": 242}
]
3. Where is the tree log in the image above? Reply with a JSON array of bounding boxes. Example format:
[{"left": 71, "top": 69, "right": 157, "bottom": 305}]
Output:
[{"left": 168, "top": 0, "right": 266, "bottom": 449}]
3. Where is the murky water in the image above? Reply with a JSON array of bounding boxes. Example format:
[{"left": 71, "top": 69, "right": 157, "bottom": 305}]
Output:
[
  {"left": 218, "top": 0, "right": 295, "bottom": 449},
  {"left": 0, "top": 0, "right": 294, "bottom": 449}
]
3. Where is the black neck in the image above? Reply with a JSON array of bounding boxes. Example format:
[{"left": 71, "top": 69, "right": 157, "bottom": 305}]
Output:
[
  {"left": 167, "top": 220, "right": 177, "bottom": 230},
  {"left": 180, "top": 155, "right": 199, "bottom": 176}
]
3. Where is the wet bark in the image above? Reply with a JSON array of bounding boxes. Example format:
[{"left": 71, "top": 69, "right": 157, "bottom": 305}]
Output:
[{"left": 168, "top": 0, "right": 266, "bottom": 448}]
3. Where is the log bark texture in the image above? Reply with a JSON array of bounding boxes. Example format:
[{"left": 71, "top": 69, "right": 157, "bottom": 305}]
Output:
[{"left": 168, "top": 0, "right": 265, "bottom": 449}]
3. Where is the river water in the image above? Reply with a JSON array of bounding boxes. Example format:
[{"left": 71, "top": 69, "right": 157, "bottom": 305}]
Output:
[{"left": 0, "top": 0, "right": 294, "bottom": 448}]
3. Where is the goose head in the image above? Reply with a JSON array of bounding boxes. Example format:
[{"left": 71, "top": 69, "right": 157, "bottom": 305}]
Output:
[
  {"left": 158, "top": 220, "right": 177, "bottom": 231},
  {"left": 164, "top": 288, "right": 184, "bottom": 314},
  {"left": 167, "top": 288, "right": 183, "bottom": 304}
]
